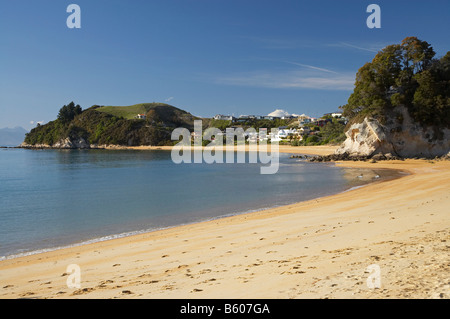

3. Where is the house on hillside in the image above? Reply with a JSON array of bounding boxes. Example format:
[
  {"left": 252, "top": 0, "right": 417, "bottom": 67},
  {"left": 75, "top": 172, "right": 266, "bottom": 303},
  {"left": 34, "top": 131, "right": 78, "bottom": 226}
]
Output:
[
  {"left": 323, "top": 112, "right": 343, "bottom": 118},
  {"left": 136, "top": 114, "right": 147, "bottom": 120},
  {"left": 332, "top": 112, "right": 343, "bottom": 118},
  {"left": 258, "top": 128, "right": 268, "bottom": 141},
  {"left": 297, "top": 114, "right": 312, "bottom": 126},
  {"left": 236, "top": 115, "right": 250, "bottom": 123},
  {"left": 213, "top": 114, "right": 234, "bottom": 121},
  {"left": 298, "top": 126, "right": 311, "bottom": 135},
  {"left": 315, "top": 119, "right": 332, "bottom": 127},
  {"left": 268, "top": 127, "right": 298, "bottom": 141},
  {"left": 263, "top": 116, "right": 281, "bottom": 120}
]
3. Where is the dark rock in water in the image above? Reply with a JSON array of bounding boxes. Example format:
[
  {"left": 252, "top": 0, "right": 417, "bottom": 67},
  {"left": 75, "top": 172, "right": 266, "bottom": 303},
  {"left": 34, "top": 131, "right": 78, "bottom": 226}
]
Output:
[
  {"left": 302, "top": 147, "right": 446, "bottom": 162},
  {"left": 307, "top": 153, "right": 393, "bottom": 162}
]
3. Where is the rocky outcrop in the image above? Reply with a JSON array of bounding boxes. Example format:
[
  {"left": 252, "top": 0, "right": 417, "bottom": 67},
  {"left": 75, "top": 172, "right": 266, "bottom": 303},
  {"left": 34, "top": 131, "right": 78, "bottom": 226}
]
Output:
[
  {"left": 53, "top": 137, "right": 90, "bottom": 149},
  {"left": 335, "top": 106, "right": 450, "bottom": 158},
  {"left": 21, "top": 137, "right": 91, "bottom": 149}
]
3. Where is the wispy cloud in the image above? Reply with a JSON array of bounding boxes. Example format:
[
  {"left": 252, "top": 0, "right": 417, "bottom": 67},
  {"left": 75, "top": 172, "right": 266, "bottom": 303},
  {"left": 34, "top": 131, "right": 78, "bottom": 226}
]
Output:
[
  {"left": 330, "top": 42, "right": 383, "bottom": 53},
  {"left": 283, "top": 61, "right": 338, "bottom": 74},
  {"left": 254, "top": 58, "right": 339, "bottom": 74},
  {"left": 215, "top": 69, "right": 354, "bottom": 91},
  {"left": 240, "top": 36, "right": 386, "bottom": 54},
  {"left": 165, "top": 97, "right": 174, "bottom": 102},
  {"left": 209, "top": 48, "right": 357, "bottom": 91}
]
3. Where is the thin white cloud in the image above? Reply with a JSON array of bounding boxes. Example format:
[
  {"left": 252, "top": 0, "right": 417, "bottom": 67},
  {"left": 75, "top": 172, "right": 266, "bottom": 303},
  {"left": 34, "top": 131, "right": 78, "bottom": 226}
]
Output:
[
  {"left": 283, "top": 61, "right": 338, "bottom": 74},
  {"left": 165, "top": 97, "right": 174, "bottom": 102},
  {"left": 241, "top": 36, "right": 386, "bottom": 54},
  {"left": 253, "top": 58, "right": 339, "bottom": 74},
  {"left": 215, "top": 70, "right": 354, "bottom": 91},
  {"left": 332, "top": 42, "right": 381, "bottom": 53}
]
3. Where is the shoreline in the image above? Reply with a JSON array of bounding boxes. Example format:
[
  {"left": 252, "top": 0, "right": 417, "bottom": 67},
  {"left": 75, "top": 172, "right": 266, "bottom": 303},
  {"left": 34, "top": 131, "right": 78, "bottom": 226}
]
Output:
[
  {"left": 0, "top": 145, "right": 345, "bottom": 261},
  {"left": 17, "top": 143, "right": 340, "bottom": 157},
  {"left": 1, "top": 146, "right": 449, "bottom": 298},
  {"left": 0, "top": 163, "right": 401, "bottom": 262}
]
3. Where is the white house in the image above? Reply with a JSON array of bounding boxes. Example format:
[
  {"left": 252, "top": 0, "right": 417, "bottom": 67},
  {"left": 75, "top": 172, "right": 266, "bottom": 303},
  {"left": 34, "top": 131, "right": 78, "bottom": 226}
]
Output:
[
  {"left": 331, "top": 112, "right": 343, "bottom": 118},
  {"left": 298, "top": 126, "right": 311, "bottom": 135},
  {"left": 297, "top": 114, "right": 312, "bottom": 126},
  {"left": 270, "top": 134, "right": 282, "bottom": 142},
  {"left": 268, "top": 128, "right": 297, "bottom": 141},
  {"left": 136, "top": 114, "right": 147, "bottom": 120},
  {"left": 214, "top": 114, "right": 234, "bottom": 121}
]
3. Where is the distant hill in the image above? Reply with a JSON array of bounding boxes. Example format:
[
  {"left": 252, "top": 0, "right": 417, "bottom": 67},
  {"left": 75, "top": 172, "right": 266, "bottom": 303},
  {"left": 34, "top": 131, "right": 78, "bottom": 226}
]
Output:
[
  {"left": 94, "top": 103, "right": 199, "bottom": 129},
  {"left": 23, "top": 103, "right": 202, "bottom": 148},
  {"left": 0, "top": 127, "right": 28, "bottom": 146}
]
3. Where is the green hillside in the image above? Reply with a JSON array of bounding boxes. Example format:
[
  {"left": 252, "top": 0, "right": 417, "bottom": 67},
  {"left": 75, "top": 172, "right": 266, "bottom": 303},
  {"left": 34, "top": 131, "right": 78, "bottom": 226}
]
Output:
[
  {"left": 24, "top": 102, "right": 202, "bottom": 147},
  {"left": 95, "top": 103, "right": 201, "bottom": 129},
  {"left": 95, "top": 103, "right": 167, "bottom": 120}
]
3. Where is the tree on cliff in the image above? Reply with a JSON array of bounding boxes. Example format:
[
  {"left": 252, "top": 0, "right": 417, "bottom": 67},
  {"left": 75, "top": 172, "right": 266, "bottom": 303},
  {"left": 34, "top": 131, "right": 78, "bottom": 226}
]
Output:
[
  {"left": 57, "top": 102, "right": 83, "bottom": 123},
  {"left": 411, "top": 51, "right": 450, "bottom": 128},
  {"left": 343, "top": 37, "right": 450, "bottom": 128}
]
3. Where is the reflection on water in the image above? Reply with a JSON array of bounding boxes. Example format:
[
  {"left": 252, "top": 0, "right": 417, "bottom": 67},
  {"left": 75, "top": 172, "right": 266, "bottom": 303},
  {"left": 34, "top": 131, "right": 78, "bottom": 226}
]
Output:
[{"left": 54, "top": 149, "right": 170, "bottom": 168}]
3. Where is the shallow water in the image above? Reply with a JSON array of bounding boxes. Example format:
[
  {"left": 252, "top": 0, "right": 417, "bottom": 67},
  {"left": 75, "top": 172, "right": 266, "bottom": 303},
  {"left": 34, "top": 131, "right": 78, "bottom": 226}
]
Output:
[{"left": 0, "top": 148, "right": 399, "bottom": 259}]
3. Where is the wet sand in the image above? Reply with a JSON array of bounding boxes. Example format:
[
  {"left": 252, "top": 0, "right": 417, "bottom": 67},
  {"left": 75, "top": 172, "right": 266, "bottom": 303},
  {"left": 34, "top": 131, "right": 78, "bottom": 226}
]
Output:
[{"left": 99, "top": 144, "right": 338, "bottom": 156}]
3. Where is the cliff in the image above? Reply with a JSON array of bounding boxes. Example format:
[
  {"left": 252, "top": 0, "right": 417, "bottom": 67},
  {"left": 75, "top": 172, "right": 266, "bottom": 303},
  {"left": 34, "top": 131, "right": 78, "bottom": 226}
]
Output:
[{"left": 335, "top": 106, "right": 450, "bottom": 158}]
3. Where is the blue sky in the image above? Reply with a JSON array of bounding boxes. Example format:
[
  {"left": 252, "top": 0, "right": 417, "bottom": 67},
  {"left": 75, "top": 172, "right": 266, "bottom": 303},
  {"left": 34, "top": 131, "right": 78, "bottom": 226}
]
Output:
[{"left": 1, "top": 0, "right": 449, "bottom": 130}]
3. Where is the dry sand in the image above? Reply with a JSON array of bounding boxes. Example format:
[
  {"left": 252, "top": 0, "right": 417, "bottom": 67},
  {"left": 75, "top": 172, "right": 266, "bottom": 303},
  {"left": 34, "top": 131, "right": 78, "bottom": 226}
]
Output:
[{"left": 0, "top": 145, "right": 449, "bottom": 299}]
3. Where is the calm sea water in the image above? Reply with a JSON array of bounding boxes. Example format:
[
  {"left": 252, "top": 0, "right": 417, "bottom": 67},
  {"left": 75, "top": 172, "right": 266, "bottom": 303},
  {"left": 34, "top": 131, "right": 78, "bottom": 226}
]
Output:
[{"left": 0, "top": 148, "right": 394, "bottom": 259}]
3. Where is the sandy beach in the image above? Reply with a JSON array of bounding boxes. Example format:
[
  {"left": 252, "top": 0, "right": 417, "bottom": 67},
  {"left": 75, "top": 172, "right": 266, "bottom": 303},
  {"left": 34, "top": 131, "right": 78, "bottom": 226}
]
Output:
[
  {"left": 101, "top": 144, "right": 338, "bottom": 156},
  {"left": 0, "top": 145, "right": 449, "bottom": 299}
]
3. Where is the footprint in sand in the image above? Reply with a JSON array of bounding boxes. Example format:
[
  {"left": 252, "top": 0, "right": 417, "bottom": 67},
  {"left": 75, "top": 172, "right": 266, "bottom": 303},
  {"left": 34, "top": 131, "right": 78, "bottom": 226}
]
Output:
[
  {"left": 191, "top": 288, "right": 203, "bottom": 292},
  {"left": 72, "top": 288, "right": 94, "bottom": 295}
]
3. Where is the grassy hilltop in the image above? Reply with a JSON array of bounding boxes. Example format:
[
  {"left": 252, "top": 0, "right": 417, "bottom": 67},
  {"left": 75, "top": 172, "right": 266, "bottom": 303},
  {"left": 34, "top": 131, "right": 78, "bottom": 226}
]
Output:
[{"left": 24, "top": 102, "right": 201, "bottom": 147}]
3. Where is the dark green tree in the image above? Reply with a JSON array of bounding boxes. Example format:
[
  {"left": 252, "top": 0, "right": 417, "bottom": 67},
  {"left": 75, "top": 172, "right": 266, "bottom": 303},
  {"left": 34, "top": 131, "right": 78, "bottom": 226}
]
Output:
[
  {"left": 411, "top": 53, "right": 450, "bottom": 127},
  {"left": 57, "top": 102, "right": 82, "bottom": 123},
  {"left": 319, "top": 118, "right": 346, "bottom": 143},
  {"left": 343, "top": 37, "right": 449, "bottom": 129}
]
